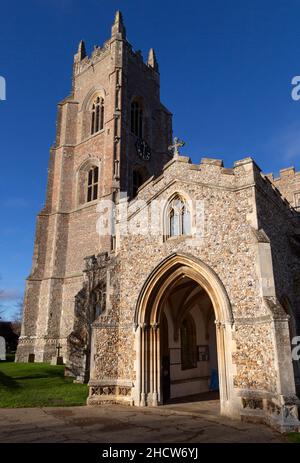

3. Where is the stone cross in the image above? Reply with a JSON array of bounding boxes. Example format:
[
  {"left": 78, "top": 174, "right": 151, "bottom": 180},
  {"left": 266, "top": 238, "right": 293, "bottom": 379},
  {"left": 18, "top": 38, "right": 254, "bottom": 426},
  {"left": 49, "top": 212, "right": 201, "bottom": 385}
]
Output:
[
  {"left": 56, "top": 343, "right": 62, "bottom": 357},
  {"left": 168, "top": 137, "right": 185, "bottom": 159}
]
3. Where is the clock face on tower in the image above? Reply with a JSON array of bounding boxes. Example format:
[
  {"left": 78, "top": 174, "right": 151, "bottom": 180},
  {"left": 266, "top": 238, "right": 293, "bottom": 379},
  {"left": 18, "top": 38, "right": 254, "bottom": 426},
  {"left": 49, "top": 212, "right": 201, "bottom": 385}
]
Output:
[{"left": 135, "top": 138, "right": 151, "bottom": 161}]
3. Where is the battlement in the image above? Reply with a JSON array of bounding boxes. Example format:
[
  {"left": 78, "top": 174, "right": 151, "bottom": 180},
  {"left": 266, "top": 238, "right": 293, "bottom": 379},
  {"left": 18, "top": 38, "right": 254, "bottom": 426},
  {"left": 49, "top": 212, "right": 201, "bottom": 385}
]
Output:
[
  {"left": 196, "top": 157, "right": 298, "bottom": 212},
  {"left": 128, "top": 154, "right": 298, "bottom": 219},
  {"left": 265, "top": 166, "right": 300, "bottom": 209},
  {"left": 73, "top": 11, "right": 159, "bottom": 79},
  {"left": 198, "top": 155, "right": 258, "bottom": 177},
  {"left": 159, "top": 155, "right": 258, "bottom": 180},
  {"left": 73, "top": 39, "right": 111, "bottom": 77},
  {"left": 131, "top": 155, "right": 250, "bottom": 197},
  {"left": 200, "top": 158, "right": 224, "bottom": 167},
  {"left": 267, "top": 166, "right": 300, "bottom": 182},
  {"left": 260, "top": 172, "right": 294, "bottom": 211}
]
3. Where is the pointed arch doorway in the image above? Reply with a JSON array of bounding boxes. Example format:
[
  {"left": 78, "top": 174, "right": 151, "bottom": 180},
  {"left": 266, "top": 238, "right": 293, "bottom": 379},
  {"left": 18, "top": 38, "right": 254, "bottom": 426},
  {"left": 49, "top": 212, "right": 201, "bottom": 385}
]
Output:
[
  {"left": 159, "top": 278, "right": 218, "bottom": 404},
  {"left": 134, "top": 254, "right": 238, "bottom": 418}
]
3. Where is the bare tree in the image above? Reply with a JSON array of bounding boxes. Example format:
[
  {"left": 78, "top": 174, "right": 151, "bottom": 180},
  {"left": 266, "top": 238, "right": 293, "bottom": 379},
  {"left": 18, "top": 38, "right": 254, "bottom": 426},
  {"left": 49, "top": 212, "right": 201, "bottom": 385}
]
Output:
[
  {"left": 0, "top": 288, "right": 4, "bottom": 319},
  {"left": 0, "top": 276, "right": 6, "bottom": 320},
  {"left": 11, "top": 299, "right": 23, "bottom": 336}
]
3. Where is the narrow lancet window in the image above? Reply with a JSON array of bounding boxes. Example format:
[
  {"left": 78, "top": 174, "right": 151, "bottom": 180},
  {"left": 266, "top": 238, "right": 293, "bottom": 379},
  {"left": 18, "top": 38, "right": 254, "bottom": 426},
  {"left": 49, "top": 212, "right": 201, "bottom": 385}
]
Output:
[
  {"left": 131, "top": 100, "right": 143, "bottom": 138},
  {"left": 87, "top": 166, "right": 99, "bottom": 202},
  {"left": 91, "top": 97, "right": 104, "bottom": 135}
]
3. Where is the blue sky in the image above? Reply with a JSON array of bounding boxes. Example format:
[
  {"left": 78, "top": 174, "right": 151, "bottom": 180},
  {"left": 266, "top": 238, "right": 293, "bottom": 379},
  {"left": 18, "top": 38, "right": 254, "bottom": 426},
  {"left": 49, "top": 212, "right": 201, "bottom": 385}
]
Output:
[{"left": 1, "top": 0, "right": 300, "bottom": 318}]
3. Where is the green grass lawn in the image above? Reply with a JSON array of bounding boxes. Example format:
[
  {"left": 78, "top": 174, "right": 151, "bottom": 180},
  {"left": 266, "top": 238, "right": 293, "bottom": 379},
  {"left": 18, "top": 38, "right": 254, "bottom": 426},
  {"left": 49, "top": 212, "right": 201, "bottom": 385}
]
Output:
[
  {"left": 0, "top": 360, "right": 88, "bottom": 408},
  {"left": 287, "top": 432, "right": 300, "bottom": 443}
]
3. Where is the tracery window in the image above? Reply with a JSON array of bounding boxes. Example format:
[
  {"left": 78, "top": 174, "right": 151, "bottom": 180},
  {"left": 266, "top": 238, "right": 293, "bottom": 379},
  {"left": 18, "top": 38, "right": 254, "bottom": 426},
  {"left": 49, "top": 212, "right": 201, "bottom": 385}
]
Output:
[
  {"left": 180, "top": 313, "right": 197, "bottom": 370},
  {"left": 167, "top": 195, "right": 191, "bottom": 238},
  {"left": 131, "top": 100, "right": 143, "bottom": 138},
  {"left": 87, "top": 166, "right": 99, "bottom": 202},
  {"left": 91, "top": 96, "right": 104, "bottom": 135}
]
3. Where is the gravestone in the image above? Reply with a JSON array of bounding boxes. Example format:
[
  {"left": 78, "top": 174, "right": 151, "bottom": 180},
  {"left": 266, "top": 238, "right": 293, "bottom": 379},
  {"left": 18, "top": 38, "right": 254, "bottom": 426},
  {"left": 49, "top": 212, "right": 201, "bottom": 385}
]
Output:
[
  {"left": 0, "top": 336, "right": 6, "bottom": 361},
  {"left": 51, "top": 343, "right": 64, "bottom": 365}
]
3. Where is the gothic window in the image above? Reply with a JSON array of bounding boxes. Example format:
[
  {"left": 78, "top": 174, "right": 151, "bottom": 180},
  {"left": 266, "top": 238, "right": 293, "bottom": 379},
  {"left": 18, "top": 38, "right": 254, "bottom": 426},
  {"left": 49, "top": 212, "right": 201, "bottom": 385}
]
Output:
[
  {"left": 131, "top": 100, "right": 143, "bottom": 138},
  {"left": 180, "top": 313, "right": 197, "bottom": 370},
  {"left": 87, "top": 166, "right": 99, "bottom": 202},
  {"left": 132, "top": 169, "right": 144, "bottom": 197},
  {"left": 91, "top": 96, "right": 104, "bottom": 135},
  {"left": 166, "top": 195, "right": 191, "bottom": 238}
]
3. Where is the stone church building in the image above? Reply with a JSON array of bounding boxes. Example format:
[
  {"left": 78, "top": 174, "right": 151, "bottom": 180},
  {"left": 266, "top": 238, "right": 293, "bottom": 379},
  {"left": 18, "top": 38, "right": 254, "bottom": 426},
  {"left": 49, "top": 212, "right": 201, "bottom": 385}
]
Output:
[{"left": 16, "top": 12, "right": 300, "bottom": 432}]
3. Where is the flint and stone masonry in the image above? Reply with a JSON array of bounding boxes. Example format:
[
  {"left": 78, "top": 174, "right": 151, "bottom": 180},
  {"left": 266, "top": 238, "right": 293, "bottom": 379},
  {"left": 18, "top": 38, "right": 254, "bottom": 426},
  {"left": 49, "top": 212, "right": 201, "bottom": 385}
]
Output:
[{"left": 16, "top": 12, "right": 300, "bottom": 432}]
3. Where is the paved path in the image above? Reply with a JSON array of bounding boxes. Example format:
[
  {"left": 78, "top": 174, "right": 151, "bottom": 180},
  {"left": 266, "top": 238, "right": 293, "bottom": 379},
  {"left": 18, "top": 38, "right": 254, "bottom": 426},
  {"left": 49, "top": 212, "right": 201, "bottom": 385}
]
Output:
[{"left": 0, "top": 399, "right": 286, "bottom": 443}]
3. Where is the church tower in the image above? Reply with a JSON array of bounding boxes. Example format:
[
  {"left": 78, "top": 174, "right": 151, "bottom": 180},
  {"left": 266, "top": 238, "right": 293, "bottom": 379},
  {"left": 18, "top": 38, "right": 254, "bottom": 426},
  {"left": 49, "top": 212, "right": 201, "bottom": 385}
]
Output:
[{"left": 16, "top": 11, "right": 173, "bottom": 363}]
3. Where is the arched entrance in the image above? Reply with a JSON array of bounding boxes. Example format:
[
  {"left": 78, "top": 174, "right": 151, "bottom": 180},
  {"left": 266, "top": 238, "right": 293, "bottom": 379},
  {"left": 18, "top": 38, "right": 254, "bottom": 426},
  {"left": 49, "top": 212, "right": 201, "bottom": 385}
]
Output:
[
  {"left": 134, "top": 253, "right": 238, "bottom": 418},
  {"left": 159, "top": 277, "right": 218, "bottom": 404}
]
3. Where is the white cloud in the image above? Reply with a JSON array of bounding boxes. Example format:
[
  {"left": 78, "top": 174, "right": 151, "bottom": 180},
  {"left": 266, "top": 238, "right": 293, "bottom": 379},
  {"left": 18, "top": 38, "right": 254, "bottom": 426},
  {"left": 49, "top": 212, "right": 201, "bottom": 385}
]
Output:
[{"left": 0, "top": 288, "right": 22, "bottom": 302}]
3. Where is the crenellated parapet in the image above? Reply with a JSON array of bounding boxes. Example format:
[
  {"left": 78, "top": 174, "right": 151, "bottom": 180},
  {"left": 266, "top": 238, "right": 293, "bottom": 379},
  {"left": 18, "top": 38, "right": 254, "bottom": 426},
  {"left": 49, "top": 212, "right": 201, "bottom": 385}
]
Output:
[
  {"left": 73, "top": 10, "right": 159, "bottom": 81},
  {"left": 128, "top": 154, "right": 299, "bottom": 219},
  {"left": 266, "top": 166, "right": 300, "bottom": 209},
  {"left": 73, "top": 39, "right": 111, "bottom": 77}
]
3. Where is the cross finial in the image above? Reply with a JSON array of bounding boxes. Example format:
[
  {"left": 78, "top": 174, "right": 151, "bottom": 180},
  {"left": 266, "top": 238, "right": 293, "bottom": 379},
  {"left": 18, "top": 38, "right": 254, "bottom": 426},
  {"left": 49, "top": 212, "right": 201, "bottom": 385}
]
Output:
[{"left": 168, "top": 137, "right": 185, "bottom": 159}]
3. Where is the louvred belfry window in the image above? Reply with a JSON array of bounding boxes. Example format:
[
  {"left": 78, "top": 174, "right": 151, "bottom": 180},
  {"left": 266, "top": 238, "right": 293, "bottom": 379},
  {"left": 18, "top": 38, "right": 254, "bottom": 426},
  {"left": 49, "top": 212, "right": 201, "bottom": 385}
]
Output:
[{"left": 131, "top": 100, "right": 143, "bottom": 138}]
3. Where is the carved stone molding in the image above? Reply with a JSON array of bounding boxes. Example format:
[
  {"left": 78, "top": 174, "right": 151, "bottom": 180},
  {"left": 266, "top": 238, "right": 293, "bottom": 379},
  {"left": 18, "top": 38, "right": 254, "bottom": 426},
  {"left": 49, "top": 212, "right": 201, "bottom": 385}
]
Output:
[
  {"left": 66, "top": 252, "right": 117, "bottom": 380},
  {"left": 89, "top": 385, "right": 132, "bottom": 398}
]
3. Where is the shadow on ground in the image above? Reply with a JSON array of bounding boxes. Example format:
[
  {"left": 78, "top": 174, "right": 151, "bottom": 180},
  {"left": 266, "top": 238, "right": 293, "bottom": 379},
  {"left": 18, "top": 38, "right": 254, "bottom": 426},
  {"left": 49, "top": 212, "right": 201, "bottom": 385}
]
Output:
[{"left": 0, "top": 371, "right": 20, "bottom": 389}]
